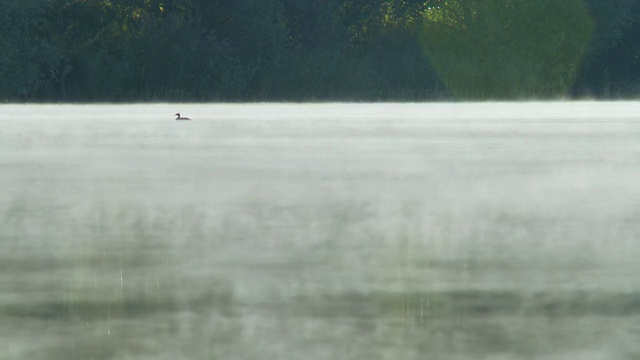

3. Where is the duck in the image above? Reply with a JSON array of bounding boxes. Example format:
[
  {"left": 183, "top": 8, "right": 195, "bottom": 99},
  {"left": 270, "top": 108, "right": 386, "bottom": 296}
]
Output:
[{"left": 175, "top": 113, "right": 191, "bottom": 120}]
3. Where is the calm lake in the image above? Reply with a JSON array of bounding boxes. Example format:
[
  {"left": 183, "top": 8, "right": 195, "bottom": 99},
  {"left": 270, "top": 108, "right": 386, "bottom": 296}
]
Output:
[{"left": 1, "top": 102, "right": 640, "bottom": 359}]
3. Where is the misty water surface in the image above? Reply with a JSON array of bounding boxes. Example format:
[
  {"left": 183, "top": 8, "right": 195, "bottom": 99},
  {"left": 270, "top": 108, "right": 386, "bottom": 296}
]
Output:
[{"left": 1, "top": 103, "right": 640, "bottom": 359}]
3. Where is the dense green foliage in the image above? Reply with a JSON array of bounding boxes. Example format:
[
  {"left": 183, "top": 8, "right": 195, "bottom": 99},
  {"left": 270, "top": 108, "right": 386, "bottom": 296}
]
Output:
[{"left": 0, "top": 0, "right": 638, "bottom": 101}]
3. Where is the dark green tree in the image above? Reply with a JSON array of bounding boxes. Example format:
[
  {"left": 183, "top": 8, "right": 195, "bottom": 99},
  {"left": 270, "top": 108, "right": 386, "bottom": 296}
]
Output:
[
  {"left": 574, "top": 0, "right": 640, "bottom": 97},
  {"left": 0, "top": 0, "right": 67, "bottom": 99}
]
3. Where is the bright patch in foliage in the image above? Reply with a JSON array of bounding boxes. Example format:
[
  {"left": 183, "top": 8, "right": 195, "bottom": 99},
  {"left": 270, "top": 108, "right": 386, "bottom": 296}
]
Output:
[{"left": 421, "top": 0, "right": 594, "bottom": 99}]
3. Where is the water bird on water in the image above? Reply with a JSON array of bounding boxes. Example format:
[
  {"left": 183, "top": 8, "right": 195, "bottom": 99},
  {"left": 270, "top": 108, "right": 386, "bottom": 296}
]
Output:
[{"left": 175, "top": 113, "right": 191, "bottom": 120}]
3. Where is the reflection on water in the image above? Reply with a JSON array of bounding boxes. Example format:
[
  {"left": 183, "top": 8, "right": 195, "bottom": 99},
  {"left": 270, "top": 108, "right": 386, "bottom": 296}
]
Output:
[{"left": 1, "top": 103, "right": 640, "bottom": 359}]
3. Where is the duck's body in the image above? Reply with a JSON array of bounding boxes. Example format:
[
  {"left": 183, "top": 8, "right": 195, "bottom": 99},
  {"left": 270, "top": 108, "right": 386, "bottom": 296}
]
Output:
[{"left": 175, "top": 113, "right": 191, "bottom": 120}]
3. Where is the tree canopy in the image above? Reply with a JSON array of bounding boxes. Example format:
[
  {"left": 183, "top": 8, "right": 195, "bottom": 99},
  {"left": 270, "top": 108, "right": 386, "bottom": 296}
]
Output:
[{"left": 0, "top": 0, "right": 638, "bottom": 101}]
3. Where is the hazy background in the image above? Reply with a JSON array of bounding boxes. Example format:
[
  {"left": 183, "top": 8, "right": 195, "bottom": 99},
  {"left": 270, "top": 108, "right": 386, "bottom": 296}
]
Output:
[
  {"left": 1, "top": 0, "right": 639, "bottom": 102},
  {"left": 1, "top": 102, "right": 640, "bottom": 359}
]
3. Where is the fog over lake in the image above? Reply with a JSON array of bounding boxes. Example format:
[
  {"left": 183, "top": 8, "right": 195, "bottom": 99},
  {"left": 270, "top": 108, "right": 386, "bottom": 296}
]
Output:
[{"left": 1, "top": 102, "right": 640, "bottom": 359}]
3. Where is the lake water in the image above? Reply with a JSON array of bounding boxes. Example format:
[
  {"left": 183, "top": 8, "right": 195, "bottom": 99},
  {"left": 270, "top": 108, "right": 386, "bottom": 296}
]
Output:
[{"left": 1, "top": 102, "right": 640, "bottom": 359}]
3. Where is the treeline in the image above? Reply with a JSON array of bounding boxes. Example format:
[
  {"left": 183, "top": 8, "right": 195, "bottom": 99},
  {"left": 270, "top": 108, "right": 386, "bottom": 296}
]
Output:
[{"left": 1, "top": 0, "right": 639, "bottom": 102}]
